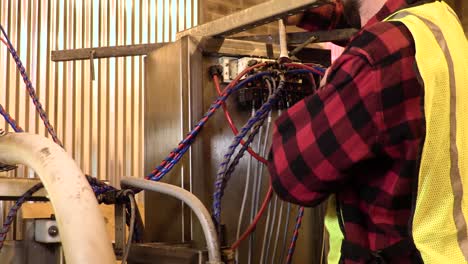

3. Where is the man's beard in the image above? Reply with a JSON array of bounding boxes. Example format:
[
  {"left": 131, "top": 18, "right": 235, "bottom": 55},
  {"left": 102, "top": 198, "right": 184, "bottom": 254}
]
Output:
[{"left": 342, "top": 0, "right": 362, "bottom": 28}]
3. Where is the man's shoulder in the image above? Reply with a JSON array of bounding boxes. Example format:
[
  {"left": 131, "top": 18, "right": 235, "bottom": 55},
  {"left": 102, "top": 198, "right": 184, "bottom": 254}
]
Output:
[{"left": 344, "top": 21, "right": 415, "bottom": 66}]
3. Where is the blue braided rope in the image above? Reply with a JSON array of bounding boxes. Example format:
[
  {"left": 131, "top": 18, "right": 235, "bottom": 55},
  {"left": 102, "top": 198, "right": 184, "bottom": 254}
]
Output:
[
  {"left": 148, "top": 72, "right": 272, "bottom": 181},
  {"left": 0, "top": 25, "right": 63, "bottom": 147},
  {"left": 86, "top": 175, "right": 118, "bottom": 196},
  {"left": 310, "top": 66, "right": 326, "bottom": 74},
  {"left": 1, "top": 24, "right": 114, "bottom": 196},
  {"left": 212, "top": 79, "right": 286, "bottom": 225},
  {"left": 286, "top": 69, "right": 317, "bottom": 76},
  {"left": 223, "top": 113, "right": 269, "bottom": 188},
  {"left": 0, "top": 182, "right": 43, "bottom": 251},
  {"left": 149, "top": 69, "right": 320, "bottom": 182},
  {"left": 0, "top": 104, "right": 23, "bottom": 132},
  {"left": 285, "top": 206, "right": 305, "bottom": 264},
  {"left": 0, "top": 176, "right": 122, "bottom": 252}
]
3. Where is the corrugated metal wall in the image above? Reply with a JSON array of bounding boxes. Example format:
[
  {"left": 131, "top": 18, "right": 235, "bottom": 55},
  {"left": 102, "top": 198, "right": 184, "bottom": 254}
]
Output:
[{"left": 0, "top": 0, "right": 197, "bottom": 238}]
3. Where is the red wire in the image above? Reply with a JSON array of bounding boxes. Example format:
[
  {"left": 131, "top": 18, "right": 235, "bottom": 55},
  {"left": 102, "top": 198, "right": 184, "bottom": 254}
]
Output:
[
  {"left": 213, "top": 75, "right": 267, "bottom": 164},
  {"left": 228, "top": 63, "right": 324, "bottom": 251},
  {"left": 210, "top": 62, "right": 273, "bottom": 250},
  {"left": 150, "top": 63, "right": 269, "bottom": 177},
  {"left": 0, "top": 37, "right": 9, "bottom": 47},
  {"left": 285, "top": 63, "right": 325, "bottom": 76},
  {"left": 231, "top": 185, "right": 273, "bottom": 250}
]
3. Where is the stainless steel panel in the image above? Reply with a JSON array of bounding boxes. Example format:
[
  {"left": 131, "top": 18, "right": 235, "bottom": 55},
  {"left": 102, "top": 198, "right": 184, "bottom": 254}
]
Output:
[
  {"left": 128, "top": 243, "right": 208, "bottom": 264},
  {"left": 145, "top": 37, "right": 327, "bottom": 263},
  {"left": 0, "top": 220, "right": 63, "bottom": 264},
  {"left": 144, "top": 36, "right": 203, "bottom": 243}
]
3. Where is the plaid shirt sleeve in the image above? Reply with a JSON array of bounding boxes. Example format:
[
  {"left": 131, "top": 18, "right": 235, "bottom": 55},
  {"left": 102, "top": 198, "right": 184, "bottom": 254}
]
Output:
[
  {"left": 297, "top": 1, "right": 347, "bottom": 31},
  {"left": 267, "top": 49, "right": 384, "bottom": 206}
]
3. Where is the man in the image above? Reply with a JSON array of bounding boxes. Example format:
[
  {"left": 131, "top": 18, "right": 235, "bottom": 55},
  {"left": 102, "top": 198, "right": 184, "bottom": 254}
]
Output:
[{"left": 267, "top": 0, "right": 468, "bottom": 263}]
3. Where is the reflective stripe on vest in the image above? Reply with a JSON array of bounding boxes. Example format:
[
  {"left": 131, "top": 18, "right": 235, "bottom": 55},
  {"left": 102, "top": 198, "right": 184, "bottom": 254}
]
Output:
[
  {"left": 325, "top": 195, "right": 344, "bottom": 264},
  {"left": 324, "top": 2, "right": 468, "bottom": 263},
  {"left": 385, "top": 2, "right": 468, "bottom": 263}
]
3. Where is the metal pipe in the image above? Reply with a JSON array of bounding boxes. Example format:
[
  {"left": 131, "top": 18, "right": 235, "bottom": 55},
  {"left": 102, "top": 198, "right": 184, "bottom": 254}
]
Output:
[
  {"left": 278, "top": 19, "right": 289, "bottom": 62},
  {"left": 259, "top": 201, "right": 272, "bottom": 264},
  {"left": 0, "top": 133, "right": 115, "bottom": 264},
  {"left": 279, "top": 203, "right": 292, "bottom": 264},
  {"left": 236, "top": 108, "right": 256, "bottom": 263},
  {"left": 121, "top": 177, "right": 223, "bottom": 264},
  {"left": 264, "top": 195, "right": 279, "bottom": 263},
  {"left": 271, "top": 201, "right": 284, "bottom": 263},
  {"left": 249, "top": 114, "right": 262, "bottom": 264}
]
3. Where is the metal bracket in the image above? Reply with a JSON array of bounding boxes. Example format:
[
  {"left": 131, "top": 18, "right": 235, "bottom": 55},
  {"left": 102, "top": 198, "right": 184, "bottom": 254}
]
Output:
[
  {"left": 0, "top": 177, "right": 47, "bottom": 201},
  {"left": 114, "top": 202, "right": 126, "bottom": 259},
  {"left": 177, "top": 0, "right": 323, "bottom": 38},
  {"left": 0, "top": 163, "right": 18, "bottom": 172}
]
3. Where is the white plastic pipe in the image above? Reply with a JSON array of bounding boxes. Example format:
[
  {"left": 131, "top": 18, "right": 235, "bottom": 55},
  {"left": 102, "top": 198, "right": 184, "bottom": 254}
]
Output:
[
  {"left": 0, "top": 133, "right": 115, "bottom": 264},
  {"left": 121, "top": 177, "right": 223, "bottom": 264}
]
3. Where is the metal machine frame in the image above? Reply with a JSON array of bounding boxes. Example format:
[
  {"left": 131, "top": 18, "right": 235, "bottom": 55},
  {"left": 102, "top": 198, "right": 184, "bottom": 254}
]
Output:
[
  {"left": 0, "top": 0, "right": 357, "bottom": 263},
  {"left": 142, "top": 35, "right": 329, "bottom": 263}
]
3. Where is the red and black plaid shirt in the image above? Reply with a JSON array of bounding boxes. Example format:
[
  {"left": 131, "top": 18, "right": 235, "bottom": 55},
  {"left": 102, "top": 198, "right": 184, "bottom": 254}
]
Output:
[{"left": 268, "top": 0, "right": 428, "bottom": 263}]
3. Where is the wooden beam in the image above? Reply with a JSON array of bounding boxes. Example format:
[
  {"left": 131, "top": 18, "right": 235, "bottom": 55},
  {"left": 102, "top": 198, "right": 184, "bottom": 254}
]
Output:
[
  {"left": 51, "top": 43, "right": 168, "bottom": 62},
  {"left": 0, "top": 177, "right": 47, "bottom": 200}
]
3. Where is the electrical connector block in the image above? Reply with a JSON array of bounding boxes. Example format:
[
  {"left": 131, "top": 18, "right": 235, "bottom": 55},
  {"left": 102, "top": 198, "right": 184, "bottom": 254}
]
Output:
[
  {"left": 218, "top": 57, "right": 277, "bottom": 83},
  {"left": 218, "top": 57, "right": 237, "bottom": 83}
]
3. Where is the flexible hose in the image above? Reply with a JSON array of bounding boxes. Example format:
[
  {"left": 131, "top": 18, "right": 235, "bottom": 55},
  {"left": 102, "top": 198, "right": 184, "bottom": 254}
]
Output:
[
  {"left": 231, "top": 186, "right": 273, "bottom": 251},
  {"left": 235, "top": 107, "right": 256, "bottom": 263},
  {"left": 279, "top": 203, "right": 292, "bottom": 264},
  {"left": 259, "top": 200, "right": 272, "bottom": 264},
  {"left": 213, "top": 78, "right": 285, "bottom": 225},
  {"left": 271, "top": 200, "right": 284, "bottom": 263},
  {"left": 249, "top": 112, "right": 262, "bottom": 264},
  {"left": 121, "top": 177, "right": 222, "bottom": 264},
  {"left": 121, "top": 190, "right": 136, "bottom": 264},
  {"left": 264, "top": 195, "right": 279, "bottom": 263}
]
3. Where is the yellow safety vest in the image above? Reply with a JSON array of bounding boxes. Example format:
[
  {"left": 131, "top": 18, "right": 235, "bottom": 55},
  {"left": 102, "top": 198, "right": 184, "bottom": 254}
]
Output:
[{"left": 325, "top": 1, "right": 468, "bottom": 263}]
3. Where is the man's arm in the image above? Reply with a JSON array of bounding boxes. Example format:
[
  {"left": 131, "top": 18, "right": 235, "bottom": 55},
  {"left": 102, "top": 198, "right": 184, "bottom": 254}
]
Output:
[
  {"left": 267, "top": 49, "right": 384, "bottom": 206},
  {"left": 286, "top": 0, "right": 347, "bottom": 31}
]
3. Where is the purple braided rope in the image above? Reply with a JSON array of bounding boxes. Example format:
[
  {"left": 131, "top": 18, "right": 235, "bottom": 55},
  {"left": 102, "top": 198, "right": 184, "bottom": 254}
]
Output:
[
  {"left": 0, "top": 104, "right": 23, "bottom": 132},
  {"left": 148, "top": 72, "right": 272, "bottom": 181},
  {"left": 0, "top": 24, "right": 119, "bottom": 250},
  {"left": 0, "top": 25, "right": 63, "bottom": 147},
  {"left": 223, "top": 114, "right": 267, "bottom": 188},
  {"left": 285, "top": 206, "right": 305, "bottom": 264},
  {"left": 1, "top": 24, "right": 113, "bottom": 196},
  {"left": 0, "top": 176, "right": 117, "bottom": 252},
  {"left": 0, "top": 182, "right": 43, "bottom": 251},
  {"left": 213, "top": 79, "right": 286, "bottom": 225}
]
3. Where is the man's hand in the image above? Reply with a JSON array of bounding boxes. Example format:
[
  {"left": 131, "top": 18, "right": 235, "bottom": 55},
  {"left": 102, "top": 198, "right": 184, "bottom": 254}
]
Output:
[{"left": 285, "top": 14, "right": 305, "bottom": 26}]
